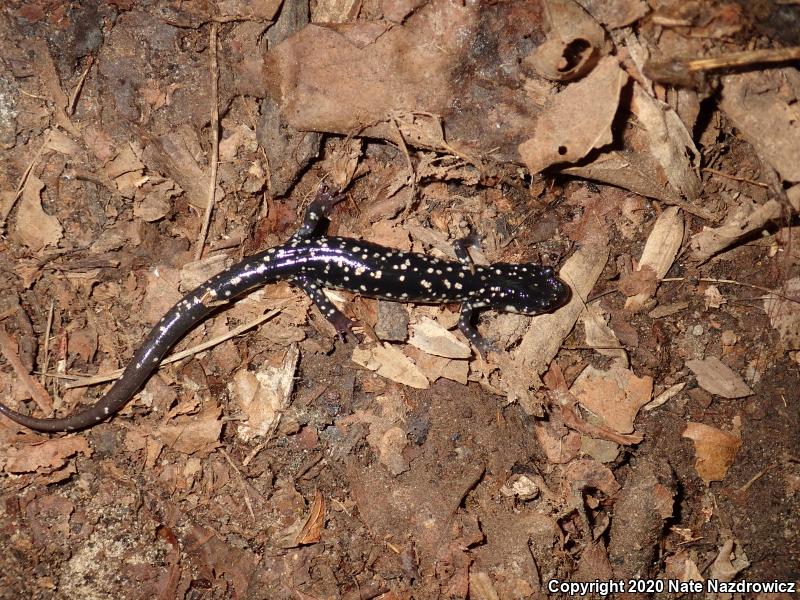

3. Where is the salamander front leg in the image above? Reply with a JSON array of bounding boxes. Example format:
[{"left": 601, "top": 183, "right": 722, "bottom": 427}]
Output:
[
  {"left": 457, "top": 303, "right": 494, "bottom": 360},
  {"left": 295, "top": 276, "right": 360, "bottom": 341},
  {"left": 293, "top": 184, "right": 347, "bottom": 240},
  {"left": 453, "top": 231, "right": 481, "bottom": 273}
]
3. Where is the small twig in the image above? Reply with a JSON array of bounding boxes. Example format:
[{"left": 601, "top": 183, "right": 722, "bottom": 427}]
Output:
[
  {"left": 702, "top": 167, "right": 769, "bottom": 189},
  {"left": 661, "top": 277, "right": 800, "bottom": 305},
  {"left": 735, "top": 465, "right": 773, "bottom": 495},
  {"left": 0, "top": 326, "right": 53, "bottom": 413},
  {"left": 64, "top": 307, "right": 283, "bottom": 389},
  {"left": 219, "top": 448, "right": 256, "bottom": 520},
  {"left": 500, "top": 206, "right": 539, "bottom": 248},
  {"left": 40, "top": 299, "right": 55, "bottom": 385},
  {"left": 683, "top": 46, "right": 800, "bottom": 73},
  {"left": 18, "top": 88, "right": 48, "bottom": 101},
  {"left": 68, "top": 55, "right": 94, "bottom": 115},
  {"left": 646, "top": 46, "right": 800, "bottom": 86},
  {"left": 194, "top": 21, "right": 221, "bottom": 260},
  {"left": 242, "top": 440, "right": 270, "bottom": 467}
]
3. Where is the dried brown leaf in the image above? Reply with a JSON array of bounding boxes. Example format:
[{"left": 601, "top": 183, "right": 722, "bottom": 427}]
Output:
[
  {"left": 508, "top": 242, "right": 610, "bottom": 407},
  {"left": 763, "top": 277, "right": 800, "bottom": 350},
  {"left": 13, "top": 175, "right": 63, "bottom": 251},
  {"left": 685, "top": 356, "right": 752, "bottom": 399},
  {"left": 231, "top": 345, "right": 299, "bottom": 442},
  {"left": 337, "top": 392, "right": 411, "bottom": 475},
  {"left": 534, "top": 416, "right": 582, "bottom": 464},
  {"left": 295, "top": 490, "right": 326, "bottom": 545},
  {"left": 156, "top": 403, "right": 223, "bottom": 456},
  {"left": 682, "top": 422, "right": 741, "bottom": 484},
  {"left": 570, "top": 365, "right": 653, "bottom": 434},
  {"left": 519, "top": 57, "right": 627, "bottom": 173},
  {"left": 524, "top": 0, "right": 607, "bottom": 81},
  {"left": 618, "top": 265, "right": 658, "bottom": 298},
  {"left": 5, "top": 437, "right": 92, "bottom": 473},
  {"left": 720, "top": 69, "right": 800, "bottom": 183},
  {"left": 690, "top": 198, "right": 782, "bottom": 262}
]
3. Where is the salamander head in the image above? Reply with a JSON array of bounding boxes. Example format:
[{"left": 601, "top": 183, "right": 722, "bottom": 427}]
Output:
[{"left": 480, "top": 263, "right": 571, "bottom": 315}]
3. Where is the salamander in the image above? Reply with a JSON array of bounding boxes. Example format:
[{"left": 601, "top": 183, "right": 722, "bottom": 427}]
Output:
[{"left": 0, "top": 186, "right": 571, "bottom": 433}]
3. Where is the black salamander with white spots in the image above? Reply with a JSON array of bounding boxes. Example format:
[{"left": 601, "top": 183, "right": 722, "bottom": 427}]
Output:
[{"left": 0, "top": 186, "right": 571, "bottom": 433}]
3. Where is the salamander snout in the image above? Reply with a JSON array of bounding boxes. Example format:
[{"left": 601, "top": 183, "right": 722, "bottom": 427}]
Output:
[{"left": 484, "top": 263, "right": 571, "bottom": 315}]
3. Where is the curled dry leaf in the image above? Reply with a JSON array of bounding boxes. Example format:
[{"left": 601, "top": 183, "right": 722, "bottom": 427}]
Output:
[
  {"left": 411, "top": 350, "right": 469, "bottom": 385},
  {"left": 618, "top": 265, "right": 658, "bottom": 299},
  {"left": 143, "top": 133, "right": 221, "bottom": 211},
  {"left": 629, "top": 86, "right": 701, "bottom": 201},
  {"left": 231, "top": 344, "right": 300, "bottom": 442},
  {"left": 664, "top": 549, "right": 704, "bottom": 584},
  {"left": 4, "top": 436, "right": 92, "bottom": 473},
  {"left": 534, "top": 414, "right": 582, "bottom": 464},
  {"left": 352, "top": 343, "right": 429, "bottom": 389},
  {"left": 708, "top": 538, "right": 750, "bottom": 582},
  {"left": 685, "top": 356, "right": 752, "bottom": 399},
  {"left": 624, "top": 207, "right": 684, "bottom": 311},
  {"left": 105, "top": 143, "right": 146, "bottom": 196},
  {"left": 45, "top": 128, "right": 81, "bottom": 155},
  {"left": 643, "top": 381, "right": 685, "bottom": 411},
  {"left": 295, "top": 490, "right": 326, "bottom": 546},
  {"left": 265, "top": 2, "right": 472, "bottom": 141},
  {"left": 579, "top": 0, "right": 648, "bottom": 28},
  {"left": 524, "top": 0, "right": 607, "bottom": 81},
  {"left": 703, "top": 285, "right": 726, "bottom": 310},
  {"left": 325, "top": 137, "right": 362, "bottom": 191},
  {"left": 500, "top": 473, "right": 540, "bottom": 500},
  {"left": 682, "top": 422, "right": 741, "bottom": 484},
  {"left": 519, "top": 56, "right": 627, "bottom": 174},
  {"left": 564, "top": 458, "right": 620, "bottom": 497},
  {"left": 570, "top": 365, "right": 653, "bottom": 434}
]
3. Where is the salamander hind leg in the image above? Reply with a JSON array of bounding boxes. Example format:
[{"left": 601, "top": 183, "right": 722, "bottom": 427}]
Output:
[
  {"left": 458, "top": 303, "right": 495, "bottom": 360},
  {"left": 295, "top": 276, "right": 361, "bottom": 342},
  {"left": 293, "top": 184, "right": 347, "bottom": 240}
]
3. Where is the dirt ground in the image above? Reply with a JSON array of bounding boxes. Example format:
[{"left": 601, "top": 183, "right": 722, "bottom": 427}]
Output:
[{"left": 1, "top": 1, "right": 799, "bottom": 599}]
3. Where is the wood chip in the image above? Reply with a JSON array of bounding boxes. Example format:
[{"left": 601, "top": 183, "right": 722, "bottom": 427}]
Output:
[
  {"left": 408, "top": 316, "right": 471, "bottom": 359},
  {"left": 352, "top": 343, "right": 429, "bottom": 389},
  {"left": 624, "top": 207, "right": 684, "bottom": 311}
]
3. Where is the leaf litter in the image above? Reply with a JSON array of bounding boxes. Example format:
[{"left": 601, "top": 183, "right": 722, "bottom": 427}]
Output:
[{"left": 0, "top": 0, "right": 798, "bottom": 596}]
